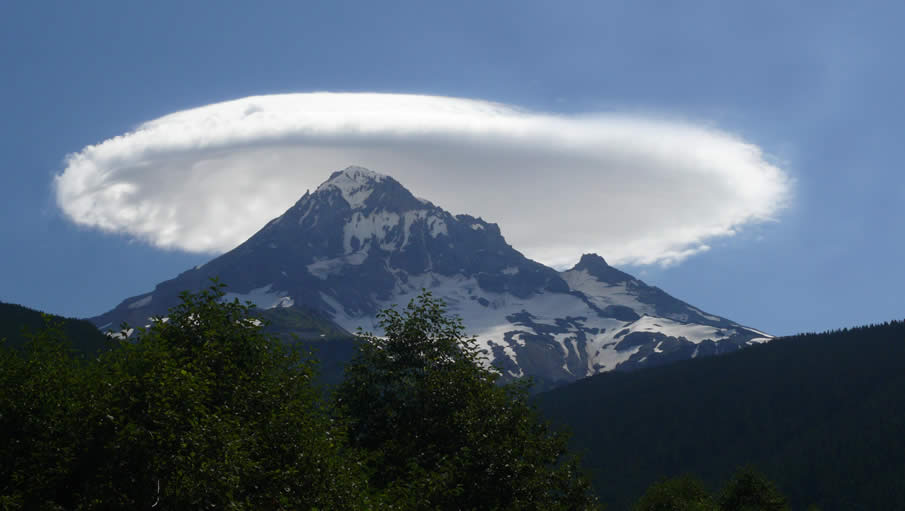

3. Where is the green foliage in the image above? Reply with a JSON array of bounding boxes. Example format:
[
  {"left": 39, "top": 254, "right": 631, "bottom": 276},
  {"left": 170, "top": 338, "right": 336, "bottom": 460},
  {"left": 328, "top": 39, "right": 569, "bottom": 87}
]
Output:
[
  {"left": 0, "top": 320, "right": 98, "bottom": 510},
  {"left": 336, "top": 291, "right": 600, "bottom": 510},
  {"left": 633, "top": 475, "right": 717, "bottom": 511},
  {"left": 633, "top": 468, "right": 792, "bottom": 511},
  {"left": 256, "top": 303, "right": 363, "bottom": 386},
  {"left": 0, "top": 284, "right": 609, "bottom": 509},
  {"left": 0, "top": 281, "right": 371, "bottom": 510},
  {"left": 717, "top": 467, "right": 788, "bottom": 511}
]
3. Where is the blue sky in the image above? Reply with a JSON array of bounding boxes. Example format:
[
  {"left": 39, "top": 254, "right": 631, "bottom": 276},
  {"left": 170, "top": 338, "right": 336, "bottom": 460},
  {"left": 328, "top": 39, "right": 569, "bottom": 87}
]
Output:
[{"left": 2, "top": 1, "right": 903, "bottom": 336}]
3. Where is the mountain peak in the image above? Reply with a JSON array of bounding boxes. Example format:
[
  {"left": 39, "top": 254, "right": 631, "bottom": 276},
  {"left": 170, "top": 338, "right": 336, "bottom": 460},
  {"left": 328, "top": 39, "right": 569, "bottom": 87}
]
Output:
[
  {"left": 314, "top": 166, "right": 390, "bottom": 210},
  {"left": 311, "top": 166, "right": 428, "bottom": 213},
  {"left": 577, "top": 253, "right": 609, "bottom": 267},
  {"left": 325, "top": 165, "right": 386, "bottom": 185},
  {"left": 569, "top": 253, "right": 635, "bottom": 285}
]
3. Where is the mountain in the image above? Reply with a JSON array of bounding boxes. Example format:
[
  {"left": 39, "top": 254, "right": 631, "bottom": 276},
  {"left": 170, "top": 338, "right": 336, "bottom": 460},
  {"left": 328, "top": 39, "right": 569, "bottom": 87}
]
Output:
[
  {"left": 1, "top": 302, "right": 108, "bottom": 355},
  {"left": 534, "top": 320, "right": 905, "bottom": 510},
  {"left": 91, "top": 166, "right": 769, "bottom": 387}
]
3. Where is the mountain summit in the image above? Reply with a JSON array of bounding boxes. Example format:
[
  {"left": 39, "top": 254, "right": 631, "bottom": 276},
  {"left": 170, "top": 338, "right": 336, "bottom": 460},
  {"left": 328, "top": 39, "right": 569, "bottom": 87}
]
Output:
[
  {"left": 92, "top": 166, "right": 770, "bottom": 387},
  {"left": 314, "top": 166, "right": 426, "bottom": 212}
]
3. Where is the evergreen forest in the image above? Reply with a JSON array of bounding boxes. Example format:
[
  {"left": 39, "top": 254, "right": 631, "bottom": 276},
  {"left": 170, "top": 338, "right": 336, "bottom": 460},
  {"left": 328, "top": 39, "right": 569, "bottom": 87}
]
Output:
[
  {"left": 3, "top": 284, "right": 902, "bottom": 509},
  {"left": 536, "top": 319, "right": 905, "bottom": 510}
]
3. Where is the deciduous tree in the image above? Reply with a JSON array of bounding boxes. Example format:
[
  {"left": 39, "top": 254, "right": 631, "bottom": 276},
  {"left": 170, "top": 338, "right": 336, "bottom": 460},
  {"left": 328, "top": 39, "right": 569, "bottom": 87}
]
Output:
[{"left": 336, "top": 291, "right": 600, "bottom": 510}]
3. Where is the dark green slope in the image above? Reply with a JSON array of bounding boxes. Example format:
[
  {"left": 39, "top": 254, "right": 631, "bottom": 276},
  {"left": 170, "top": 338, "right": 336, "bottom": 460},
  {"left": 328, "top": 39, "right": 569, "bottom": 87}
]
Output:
[
  {"left": 0, "top": 302, "right": 109, "bottom": 355},
  {"left": 257, "top": 305, "right": 360, "bottom": 386},
  {"left": 536, "top": 321, "right": 905, "bottom": 510}
]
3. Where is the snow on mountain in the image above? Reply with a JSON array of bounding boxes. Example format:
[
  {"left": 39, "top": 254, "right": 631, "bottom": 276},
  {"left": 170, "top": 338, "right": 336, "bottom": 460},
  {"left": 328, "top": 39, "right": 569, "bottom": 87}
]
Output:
[
  {"left": 315, "top": 166, "right": 385, "bottom": 210},
  {"left": 561, "top": 268, "right": 655, "bottom": 316},
  {"left": 91, "top": 166, "right": 770, "bottom": 388},
  {"left": 222, "top": 284, "right": 295, "bottom": 309}
]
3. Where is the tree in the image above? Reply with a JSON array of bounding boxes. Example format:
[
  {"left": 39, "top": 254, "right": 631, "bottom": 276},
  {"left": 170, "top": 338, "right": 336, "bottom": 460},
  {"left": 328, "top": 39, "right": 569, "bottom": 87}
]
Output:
[
  {"left": 335, "top": 291, "right": 600, "bottom": 510},
  {"left": 0, "top": 281, "right": 371, "bottom": 510},
  {"left": 633, "top": 475, "right": 717, "bottom": 511},
  {"left": 717, "top": 467, "right": 789, "bottom": 511},
  {"left": 0, "top": 319, "right": 97, "bottom": 510}
]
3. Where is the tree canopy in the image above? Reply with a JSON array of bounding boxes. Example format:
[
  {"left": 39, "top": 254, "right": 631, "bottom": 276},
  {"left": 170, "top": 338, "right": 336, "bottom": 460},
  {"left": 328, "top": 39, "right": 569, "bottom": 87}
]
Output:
[
  {"left": 335, "top": 291, "right": 600, "bottom": 510},
  {"left": 1, "top": 285, "right": 601, "bottom": 510},
  {"left": 1, "top": 282, "right": 369, "bottom": 510},
  {"left": 633, "top": 469, "right": 790, "bottom": 511}
]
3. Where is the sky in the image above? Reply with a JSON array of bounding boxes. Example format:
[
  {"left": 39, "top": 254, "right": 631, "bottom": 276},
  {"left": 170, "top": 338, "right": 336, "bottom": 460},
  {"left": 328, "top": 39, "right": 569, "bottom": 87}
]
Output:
[{"left": 2, "top": 1, "right": 903, "bottom": 336}]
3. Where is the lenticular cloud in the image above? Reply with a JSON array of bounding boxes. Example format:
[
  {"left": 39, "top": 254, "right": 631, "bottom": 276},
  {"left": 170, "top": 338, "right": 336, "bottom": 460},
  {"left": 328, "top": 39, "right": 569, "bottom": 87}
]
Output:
[{"left": 55, "top": 92, "right": 790, "bottom": 267}]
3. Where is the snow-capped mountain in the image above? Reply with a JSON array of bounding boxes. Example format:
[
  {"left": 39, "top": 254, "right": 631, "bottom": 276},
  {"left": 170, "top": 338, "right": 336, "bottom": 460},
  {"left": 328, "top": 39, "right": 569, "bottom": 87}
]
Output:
[{"left": 92, "top": 166, "right": 770, "bottom": 387}]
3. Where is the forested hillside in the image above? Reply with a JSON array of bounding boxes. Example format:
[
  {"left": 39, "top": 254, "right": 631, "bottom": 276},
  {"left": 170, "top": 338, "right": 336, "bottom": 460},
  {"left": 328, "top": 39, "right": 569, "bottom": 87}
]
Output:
[
  {"left": 0, "top": 302, "right": 108, "bottom": 355},
  {"left": 536, "top": 320, "right": 905, "bottom": 510}
]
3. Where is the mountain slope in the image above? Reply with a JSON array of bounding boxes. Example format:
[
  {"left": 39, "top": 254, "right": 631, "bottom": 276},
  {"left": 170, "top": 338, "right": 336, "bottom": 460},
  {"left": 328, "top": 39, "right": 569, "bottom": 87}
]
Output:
[
  {"left": 92, "top": 166, "right": 769, "bottom": 387},
  {"left": 535, "top": 320, "right": 905, "bottom": 510},
  {"left": 1, "top": 302, "right": 108, "bottom": 355}
]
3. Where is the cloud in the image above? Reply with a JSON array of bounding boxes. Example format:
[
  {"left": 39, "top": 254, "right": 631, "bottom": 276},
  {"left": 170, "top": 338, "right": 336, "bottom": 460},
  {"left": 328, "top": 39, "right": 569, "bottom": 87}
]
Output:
[{"left": 55, "top": 93, "right": 791, "bottom": 267}]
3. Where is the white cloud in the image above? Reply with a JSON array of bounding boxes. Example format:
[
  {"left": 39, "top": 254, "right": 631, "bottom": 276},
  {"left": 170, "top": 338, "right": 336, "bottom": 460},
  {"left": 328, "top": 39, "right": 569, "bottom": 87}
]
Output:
[{"left": 54, "top": 92, "right": 791, "bottom": 267}]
